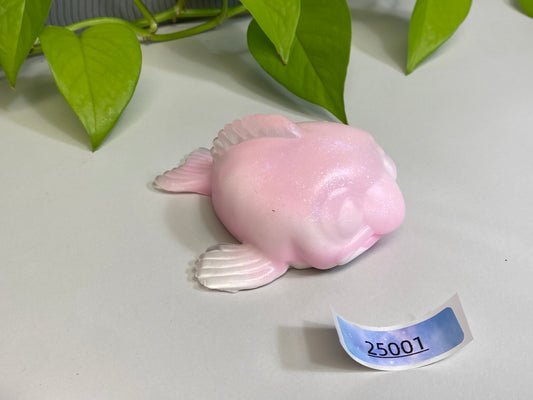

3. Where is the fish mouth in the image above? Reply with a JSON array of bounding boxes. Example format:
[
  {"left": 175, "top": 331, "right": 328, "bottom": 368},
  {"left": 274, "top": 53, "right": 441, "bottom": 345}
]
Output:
[
  {"left": 291, "top": 263, "right": 312, "bottom": 270},
  {"left": 339, "top": 233, "right": 381, "bottom": 265}
]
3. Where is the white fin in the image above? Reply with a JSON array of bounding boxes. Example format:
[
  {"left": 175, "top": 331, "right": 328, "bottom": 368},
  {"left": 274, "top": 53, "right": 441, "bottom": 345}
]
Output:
[
  {"left": 195, "top": 243, "right": 289, "bottom": 292},
  {"left": 154, "top": 148, "right": 213, "bottom": 195},
  {"left": 212, "top": 114, "right": 300, "bottom": 158}
]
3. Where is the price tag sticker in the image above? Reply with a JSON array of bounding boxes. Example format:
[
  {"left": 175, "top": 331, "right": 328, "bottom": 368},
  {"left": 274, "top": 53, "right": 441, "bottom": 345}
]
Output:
[{"left": 333, "top": 294, "right": 473, "bottom": 370}]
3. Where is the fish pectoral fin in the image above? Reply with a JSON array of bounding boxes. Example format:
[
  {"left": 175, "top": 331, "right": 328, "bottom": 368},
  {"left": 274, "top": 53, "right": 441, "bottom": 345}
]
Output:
[
  {"left": 154, "top": 148, "right": 213, "bottom": 195},
  {"left": 195, "top": 244, "right": 288, "bottom": 292}
]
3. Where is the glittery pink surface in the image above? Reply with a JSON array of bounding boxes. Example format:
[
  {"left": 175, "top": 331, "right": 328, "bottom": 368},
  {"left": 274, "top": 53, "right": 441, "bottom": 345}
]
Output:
[{"left": 155, "top": 115, "right": 405, "bottom": 292}]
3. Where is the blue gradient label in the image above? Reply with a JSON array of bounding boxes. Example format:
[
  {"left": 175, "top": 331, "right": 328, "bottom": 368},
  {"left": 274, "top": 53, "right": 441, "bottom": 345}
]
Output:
[{"left": 333, "top": 295, "right": 472, "bottom": 370}]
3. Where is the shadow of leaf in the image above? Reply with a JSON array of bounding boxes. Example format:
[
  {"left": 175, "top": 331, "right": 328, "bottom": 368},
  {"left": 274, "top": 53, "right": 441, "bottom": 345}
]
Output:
[
  {"left": 506, "top": 0, "right": 532, "bottom": 16},
  {"left": 350, "top": 6, "right": 410, "bottom": 73},
  {"left": 146, "top": 18, "right": 333, "bottom": 121},
  {"left": 0, "top": 67, "right": 91, "bottom": 150}
]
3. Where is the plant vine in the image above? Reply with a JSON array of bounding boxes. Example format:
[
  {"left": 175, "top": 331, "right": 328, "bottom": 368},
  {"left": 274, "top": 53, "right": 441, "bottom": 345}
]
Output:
[{"left": 31, "top": 0, "right": 249, "bottom": 54}]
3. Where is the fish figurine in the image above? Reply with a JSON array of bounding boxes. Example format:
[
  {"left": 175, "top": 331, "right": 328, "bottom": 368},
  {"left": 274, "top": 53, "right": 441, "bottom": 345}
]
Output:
[{"left": 155, "top": 115, "right": 405, "bottom": 292}]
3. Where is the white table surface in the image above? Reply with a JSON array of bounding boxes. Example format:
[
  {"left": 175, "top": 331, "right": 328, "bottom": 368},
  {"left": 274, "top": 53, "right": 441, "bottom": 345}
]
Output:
[{"left": 1, "top": 1, "right": 532, "bottom": 398}]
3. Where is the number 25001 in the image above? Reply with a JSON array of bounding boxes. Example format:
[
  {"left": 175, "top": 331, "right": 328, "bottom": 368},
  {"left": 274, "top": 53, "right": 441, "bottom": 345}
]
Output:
[{"left": 365, "top": 337, "right": 427, "bottom": 358}]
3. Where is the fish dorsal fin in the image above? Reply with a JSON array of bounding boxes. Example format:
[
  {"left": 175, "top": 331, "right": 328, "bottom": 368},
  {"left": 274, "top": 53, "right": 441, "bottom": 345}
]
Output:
[{"left": 212, "top": 114, "right": 300, "bottom": 157}]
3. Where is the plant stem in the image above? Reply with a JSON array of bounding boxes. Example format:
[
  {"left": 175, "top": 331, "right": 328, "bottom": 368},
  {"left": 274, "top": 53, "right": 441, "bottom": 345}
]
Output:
[
  {"left": 132, "top": 0, "right": 158, "bottom": 34},
  {"left": 67, "top": 17, "right": 150, "bottom": 36},
  {"left": 217, "top": 0, "right": 229, "bottom": 22},
  {"left": 147, "top": 4, "right": 247, "bottom": 42},
  {"left": 172, "top": 0, "right": 187, "bottom": 20},
  {"left": 133, "top": 5, "right": 246, "bottom": 29},
  {"left": 31, "top": 3, "right": 249, "bottom": 53}
]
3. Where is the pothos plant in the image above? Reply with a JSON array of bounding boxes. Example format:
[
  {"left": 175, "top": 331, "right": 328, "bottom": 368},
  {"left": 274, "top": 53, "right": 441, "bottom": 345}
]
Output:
[{"left": 1, "top": 0, "right": 531, "bottom": 150}]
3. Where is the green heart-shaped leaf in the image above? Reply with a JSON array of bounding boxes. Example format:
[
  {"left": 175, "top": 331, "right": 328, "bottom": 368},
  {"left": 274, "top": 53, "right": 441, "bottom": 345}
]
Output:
[
  {"left": 240, "top": 0, "right": 300, "bottom": 64},
  {"left": 40, "top": 24, "right": 142, "bottom": 150},
  {"left": 0, "top": 0, "right": 52, "bottom": 87},
  {"left": 519, "top": 0, "right": 533, "bottom": 17},
  {"left": 247, "top": 0, "right": 351, "bottom": 123},
  {"left": 407, "top": 0, "right": 472, "bottom": 74}
]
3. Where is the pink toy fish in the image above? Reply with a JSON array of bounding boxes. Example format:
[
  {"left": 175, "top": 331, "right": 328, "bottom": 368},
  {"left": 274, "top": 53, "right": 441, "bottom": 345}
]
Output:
[{"left": 155, "top": 115, "right": 405, "bottom": 292}]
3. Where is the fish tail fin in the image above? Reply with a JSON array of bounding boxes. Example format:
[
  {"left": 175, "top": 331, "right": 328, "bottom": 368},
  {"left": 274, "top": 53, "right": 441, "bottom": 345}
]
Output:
[{"left": 154, "top": 148, "right": 213, "bottom": 196}]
